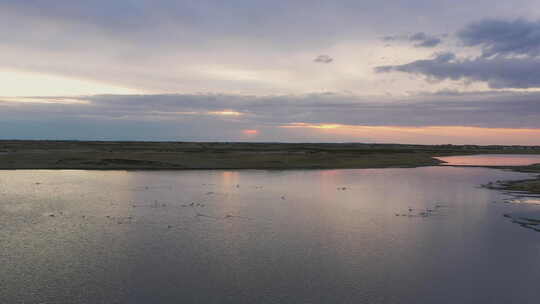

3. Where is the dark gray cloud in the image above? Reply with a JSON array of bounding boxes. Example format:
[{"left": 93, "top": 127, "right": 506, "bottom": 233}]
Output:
[
  {"left": 409, "top": 32, "right": 442, "bottom": 47},
  {"left": 376, "top": 52, "right": 540, "bottom": 88},
  {"left": 383, "top": 32, "right": 442, "bottom": 47},
  {"left": 377, "top": 18, "right": 540, "bottom": 88},
  {"left": 314, "top": 55, "right": 333, "bottom": 63},
  {"left": 458, "top": 18, "right": 540, "bottom": 57},
  {"left": 375, "top": 52, "right": 454, "bottom": 75}
]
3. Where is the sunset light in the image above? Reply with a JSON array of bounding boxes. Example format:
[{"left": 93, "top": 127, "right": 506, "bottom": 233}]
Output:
[
  {"left": 3, "top": 1, "right": 540, "bottom": 303},
  {"left": 208, "top": 110, "right": 243, "bottom": 116},
  {"left": 242, "top": 129, "right": 259, "bottom": 135}
]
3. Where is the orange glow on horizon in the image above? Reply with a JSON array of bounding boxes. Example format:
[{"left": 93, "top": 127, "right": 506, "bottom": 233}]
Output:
[
  {"left": 242, "top": 129, "right": 259, "bottom": 135},
  {"left": 315, "top": 124, "right": 341, "bottom": 129},
  {"left": 279, "top": 123, "right": 540, "bottom": 145},
  {"left": 281, "top": 123, "right": 344, "bottom": 130},
  {"left": 208, "top": 110, "right": 243, "bottom": 116}
]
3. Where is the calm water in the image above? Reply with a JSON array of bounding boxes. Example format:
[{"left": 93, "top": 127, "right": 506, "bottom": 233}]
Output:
[
  {"left": 1, "top": 167, "right": 540, "bottom": 304},
  {"left": 437, "top": 154, "right": 540, "bottom": 166}
]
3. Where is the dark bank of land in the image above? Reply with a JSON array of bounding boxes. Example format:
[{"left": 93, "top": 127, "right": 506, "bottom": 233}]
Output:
[
  {"left": 1, "top": 140, "right": 539, "bottom": 170},
  {"left": 2, "top": 140, "right": 540, "bottom": 193}
]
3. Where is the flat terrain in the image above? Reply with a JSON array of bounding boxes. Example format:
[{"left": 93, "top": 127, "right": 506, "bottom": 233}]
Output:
[{"left": 1, "top": 140, "right": 539, "bottom": 170}]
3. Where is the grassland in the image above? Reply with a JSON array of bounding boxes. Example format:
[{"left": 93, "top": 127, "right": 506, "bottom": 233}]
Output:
[{"left": 1, "top": 140, "right": 539, "bottom": 170}]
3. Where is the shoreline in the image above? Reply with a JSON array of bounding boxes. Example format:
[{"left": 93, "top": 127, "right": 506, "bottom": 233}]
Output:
[
  {"left": 482, "top": 164, "right": 540, "bottom": 195},
  {"left": 439, "top": 164, "right": 540, "bottom": 195},
  {"left": 1, "top": 140, "right": 540, "bottom": 194}
]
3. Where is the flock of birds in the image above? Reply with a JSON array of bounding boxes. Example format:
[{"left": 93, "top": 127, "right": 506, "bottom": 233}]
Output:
[
  {"left": 38, "top": 182, "right": 452, "bottom": 229},
  {"left": 39, "top": 183, "right": 282, "bottom": 229},
  {"left": 395, "top": 204, "right": 448, "bottom": 218}
]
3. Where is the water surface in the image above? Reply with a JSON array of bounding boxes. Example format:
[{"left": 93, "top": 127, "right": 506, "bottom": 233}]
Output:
[
  {"left": 437, "top": 154, "right": 540, "bottom": 166},
  {"left": 1, "top": 167, "right": 540, "bottom": 303}
]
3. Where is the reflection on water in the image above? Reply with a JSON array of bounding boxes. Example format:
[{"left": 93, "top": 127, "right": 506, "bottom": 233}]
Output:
[
  {"left": 1, "top": 167, "right": 540, "bottom": 303},
  {"left": 504, "top": 198, "right": 540, "bottom": 205},
  {"left": 502, "top": 210, "right": 540, "bottom": 232},
  {"left": 436, "top": 154, "right": 540, "bottom": 166}
]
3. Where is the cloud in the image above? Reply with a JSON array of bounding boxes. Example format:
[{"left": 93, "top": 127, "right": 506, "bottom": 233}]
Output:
[
  {"left": 376, "top": 52, "right": 540, "bottom": 88},
  {"left": 1, "top": 8, "right": 539, "bottom": 98},
  {"left": 409, "top": 32, "right": 442, "bottom": 47},
  {"left": 376, "top": 18, "right": 540, "bottom": 88},
  {"left": 2, "top": 90, "right": 540, "bottom": 133},
  {"left": 2, "top": 91, "right": 540, "bottom": 144},
  {"left": 376, "top": 52, "right": 455, "bottom": 74},
  {"left": 382, "top": 32, "right": 442, "bottom": 48},
  {"left": 314, "top": 55, "right": 333, "bottom": 63},
  {"left": 1, "top": 1, "right": 539, "bottom": 95},
  {"left": 458, "top": 18, "right": 540, "bottom": 57}
]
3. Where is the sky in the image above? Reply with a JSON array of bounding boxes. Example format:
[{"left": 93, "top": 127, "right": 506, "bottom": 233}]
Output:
[{"left": 2, "top": 0, "right": 540, "bottom": 144}]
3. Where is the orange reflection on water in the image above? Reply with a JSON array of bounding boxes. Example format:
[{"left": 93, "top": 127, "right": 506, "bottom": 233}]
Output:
[
  {"left": 436, "top": 154, "right": 540, "bottom": 166},
  {"left": 219, "top": 171, "right": 241, "bottom": 190}
]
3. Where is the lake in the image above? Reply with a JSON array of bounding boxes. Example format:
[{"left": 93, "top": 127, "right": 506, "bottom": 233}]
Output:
[
  {"left": 437, "top": 154, "right": 540, "bottom": 166},
  {"left": 1, "top": 166, "right": 540, "bottom": 303}
]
